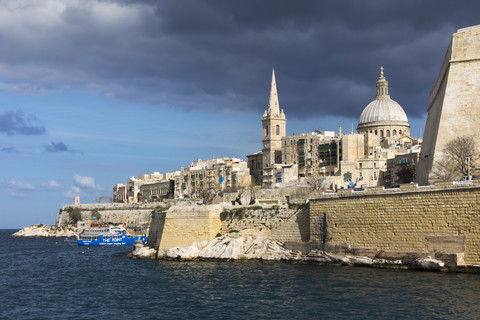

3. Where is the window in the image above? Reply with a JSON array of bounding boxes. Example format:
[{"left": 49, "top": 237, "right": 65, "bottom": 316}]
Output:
[
  {"left": 399, "top": 130, "right": 402, "bottom": 135},
  {"left": 265, "top": 125, "right": 268, "bottom": 137},
  {"left": 386, "top": 130, "right": 390, "bottom": 137},
  {"left": 375, "top": 130, "right": 378, "bottom": 135},
  {"left": 380, "top": 130, "right": 384, "bottom": 137},
  {"left": 276, "top": 125, "right": 280, "bottom": 135},
  {"left": 393, "top": 129, "right": 396, "bottom": 136}
]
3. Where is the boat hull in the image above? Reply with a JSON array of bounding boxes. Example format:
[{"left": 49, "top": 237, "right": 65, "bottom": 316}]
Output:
[{"left": 77, "top": 235, "right": 147, "bottom": 246}]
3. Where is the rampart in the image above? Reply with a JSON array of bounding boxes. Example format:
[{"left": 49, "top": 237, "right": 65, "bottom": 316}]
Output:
[
  {"left": 148, "top": 204, "right": 223, "bottom": 251},
  {"left": 57, "top": 202, "right": 166, "bottom": 235},
  {"left": 310, "top": 183, "right": 480, "bottom": 265}
]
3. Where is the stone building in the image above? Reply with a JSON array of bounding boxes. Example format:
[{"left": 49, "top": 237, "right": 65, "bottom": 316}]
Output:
[
  {"left": 139, "top": 180, "right": 175, "bottom": 202},
  {"left": 385, "top": 151, "right": 421, "bottom": 187},
  {"left": 357, "top": 67, "right": 410, "bottom": 138},
  {"left": 113, "top": 171, "right": 178, "bottom": 203},
  {"left": 175, "top": 157, "right": 251, "bottom": 199},
  {"left": 418, "top": 25, "right": 480, "bottom": 184},
  {"left": 261, "top": 69, "right": 287, "bottom": 187},
  {"left": 248, "top": 68, "right": 421, "bottom": 190}
]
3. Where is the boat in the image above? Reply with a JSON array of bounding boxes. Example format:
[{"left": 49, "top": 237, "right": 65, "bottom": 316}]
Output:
[{"left": 77, "top": 221, "right": 147, "bottom": 246}]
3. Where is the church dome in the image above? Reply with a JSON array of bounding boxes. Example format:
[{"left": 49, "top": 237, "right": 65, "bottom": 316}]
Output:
[{"left": 357, "top": 67, "right": 409, "bottom": 131}]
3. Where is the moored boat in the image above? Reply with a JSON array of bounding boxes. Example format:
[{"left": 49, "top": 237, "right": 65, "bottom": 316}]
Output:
[{"left": 77, "top": 221, "right": 147, "bottom": 246}]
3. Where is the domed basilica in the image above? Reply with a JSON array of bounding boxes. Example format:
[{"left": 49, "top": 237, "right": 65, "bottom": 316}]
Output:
[
  {"left": 248, "top": 68, "right": 422, "bottom": 189},
  {"left": 357, "top": 67, "right": 410, "bottom": 138}
]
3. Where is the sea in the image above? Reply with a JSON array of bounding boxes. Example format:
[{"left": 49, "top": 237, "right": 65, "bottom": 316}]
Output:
[{"left": 1, "top": 229, "right": 480, "bottom": 320}]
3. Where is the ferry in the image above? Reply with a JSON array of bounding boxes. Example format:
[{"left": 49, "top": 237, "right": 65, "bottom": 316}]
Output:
[{"left": 77, "top": 221, "right": 147, "bottom": 246}]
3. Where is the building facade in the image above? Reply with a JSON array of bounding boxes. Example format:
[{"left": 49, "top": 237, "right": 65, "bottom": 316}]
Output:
[{"left": 248, "top": 67, "right": 422, "bottom": 190}]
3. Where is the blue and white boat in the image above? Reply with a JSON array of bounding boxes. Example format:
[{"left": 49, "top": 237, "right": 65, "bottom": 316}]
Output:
[{"left": 77, "top": 222, "right": 147, "bottom": 246}]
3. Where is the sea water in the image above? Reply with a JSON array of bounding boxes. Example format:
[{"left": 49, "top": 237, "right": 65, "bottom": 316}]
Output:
[{"left": 1, "top": 229, "right": 480, "bottom": 319}]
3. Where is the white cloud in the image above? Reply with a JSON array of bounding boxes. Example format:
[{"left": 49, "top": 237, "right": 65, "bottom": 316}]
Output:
[
  {"left": 73, "top": 174, "right": 102, "bottom": 190},
  {"left": 9, "top": 180, "right": 35, "bottom": 190},
  {"left": 43, "top": 180, "right": 61, "bottom": 190},
  {"left": 64, "top": 186, "right": 81, "bottom": 198},
  {"left": 7, "top": 180, "right": 35, "bottom": 198}
]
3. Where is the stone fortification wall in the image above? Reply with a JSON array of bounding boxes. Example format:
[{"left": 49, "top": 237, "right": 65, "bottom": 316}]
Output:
[
  {"left": 146, "top": 203, "right": 310, "bottom": 251},
  {"left": 148, "top": 204, "right": 223, "bottom": 251},
  {"left": 418, "top": 25, "right": 480, "bottom": 184},
  {"left": 218, "top": 205, "right": 309, "bottom": 242},
  {"left": 57, "top": 202, "right": 167, "bottom": 235},
  {"left": 310, "top": 186, "right": 480, "bottom": 265}
]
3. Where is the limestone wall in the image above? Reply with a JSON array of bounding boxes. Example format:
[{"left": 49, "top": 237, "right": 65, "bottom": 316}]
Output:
[
  {"left": 218, "top": 205, "right": 308, "bottom": 242},
  {"left": 149, "top": 204, "right": 223, "bottom": 251},
  {"left": 418, "top": 25, "right": 480, "bottom": 184},
  {"left": 57, "top": 202, "right": 166, "bottom": 235},
  {"left": 310, "top": 187, "right": 480, "bottom": 265}
]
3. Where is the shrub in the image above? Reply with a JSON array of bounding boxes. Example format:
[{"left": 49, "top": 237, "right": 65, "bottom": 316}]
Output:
[
  {"left": 90, "top": 209, "right": 101, "bottom": 220},
  {"left": 68, "top": 208, "right": 82, "bottom": 224},
  {"left": 220, "top": 210, "right": 229, "bottom": 221}
]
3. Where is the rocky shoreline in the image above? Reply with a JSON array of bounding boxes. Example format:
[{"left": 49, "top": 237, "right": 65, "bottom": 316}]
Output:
[
  {"left": 11, "top": 224, "right": 77, "bottom": 238},
  {"left": 129, "top": 235, "right": 480, "bottom": 273}
]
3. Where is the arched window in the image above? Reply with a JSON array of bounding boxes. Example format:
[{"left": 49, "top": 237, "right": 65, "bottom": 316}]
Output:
[
  {"left": 265, "top": 125, "right": 268, "bottom": 137},
  {"left": 399, "top": 130, "right": 402, "bottom": 135},
  {"left": 276, "top": 124, "right": 280, "bottom": 135},
  {"left": 393, "top": 129, "right": 396, "bottom": 136},
  {"left": 386, "top": 130, "right": 390, "bottom": 137},
  {"left": 375, "top": 130, "right": 378, "bottom": 135},
  {"left": 380, "top": 130, "right": 384, "bottom": 137}
]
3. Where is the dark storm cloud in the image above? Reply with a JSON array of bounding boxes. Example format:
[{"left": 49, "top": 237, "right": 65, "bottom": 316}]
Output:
[
  {"left": 44, "top": 141, "right": 83, "bottom": 154},
  {"left": 1, "top": 0, "right": 479, "bottom": 120},
  {"left": 0, "top": 110, "right": 46, "bottom": 135},
  {"left": 44, "top": 141, "right": 69, "bottom": 152}
]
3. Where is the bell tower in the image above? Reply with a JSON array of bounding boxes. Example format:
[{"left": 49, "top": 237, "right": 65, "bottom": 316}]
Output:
[{"left": 262, "top": 69, "right": 286, "bottom": 169}]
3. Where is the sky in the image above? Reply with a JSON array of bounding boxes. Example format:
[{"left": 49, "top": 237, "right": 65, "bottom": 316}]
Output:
[{"left": 1, "top": 0, "right": 479, "bottom": 228}]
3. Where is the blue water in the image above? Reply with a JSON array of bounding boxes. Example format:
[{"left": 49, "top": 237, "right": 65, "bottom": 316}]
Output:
[{"left": 1, "top": 229, "right": 480, "bottom": 319}]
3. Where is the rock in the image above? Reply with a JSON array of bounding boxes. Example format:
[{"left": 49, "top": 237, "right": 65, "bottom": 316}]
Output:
[
  {"left": 413, "top": 257, "right": 445, "bottom": 269},
  {"left": 165, "top": 241, "right": 208, "bottom": 259},
  {"left": 12, "top": 224, "right": 77, "bottom": 237},
  {"left": 154, "top": 235, "right": 294, "bottom": 261},
  {"left": 130, "top": 242, "right": 157, "bottom": 259}
]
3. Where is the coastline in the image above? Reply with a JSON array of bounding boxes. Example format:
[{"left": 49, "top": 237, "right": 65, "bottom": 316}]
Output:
[
  {"left": 129, "top": 235, "right": 480, "bottom": 274},
  {"left": 11, "top": 224, "right": 77, "bottom": 238}
]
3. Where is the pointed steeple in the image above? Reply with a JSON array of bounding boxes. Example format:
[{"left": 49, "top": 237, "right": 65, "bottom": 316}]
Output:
[
  {"left": 268, "top": 68, "right": 280, "bottom": 115},
  {"left": 375, "top": 66, "right": 390, "bottom": 98}
]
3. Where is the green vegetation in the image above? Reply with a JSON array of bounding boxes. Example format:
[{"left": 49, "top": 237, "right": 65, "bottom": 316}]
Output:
[
  {"left": 220, "top": 207, "right": 249, "bottom": 221},
  {"left": 215, "top": 233, "right": 222, "bottom": 238},
  {"left": 288, "top": 202, "right": 306, "bottom": 210},
  {"left": 67, "top": 207, "right": 82, "bottom": 224},
  {"left": 90, "top": 209, "right": 101, "bottom": 220}
]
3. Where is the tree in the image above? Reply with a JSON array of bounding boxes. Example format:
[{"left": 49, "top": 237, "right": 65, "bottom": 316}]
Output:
[
  {"left": 198, "top": 182, "right": 221, "bottom": 205},
  {"left": 68, "top": 207, "right": 82, "bottom": 224},
  {"left": 397, "top": 167, "right": 414, "bottom": 184},
  {"left": 91, "top": 209, "right": 102, "bottom": 220},
  {"left": 433, "top": 135, "right": 477, "bottom": 181}
]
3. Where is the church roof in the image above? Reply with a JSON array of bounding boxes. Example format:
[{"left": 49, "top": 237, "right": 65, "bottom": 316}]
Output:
[{"left": 357, "top": 67, "right": 409, "bottom": 130}]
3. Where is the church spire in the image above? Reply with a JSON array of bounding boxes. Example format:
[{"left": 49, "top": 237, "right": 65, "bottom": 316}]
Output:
[
  {"left": 268, "top": 68, "right": 280, "bottom": 115},
  {"left": 376, "top": 66, "right": 390, "bottom": 98}
]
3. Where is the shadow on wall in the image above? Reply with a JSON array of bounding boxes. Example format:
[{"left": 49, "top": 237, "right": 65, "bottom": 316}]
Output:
[{"left": 147, "top": 211, "right": 166, "bottom": 250}]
